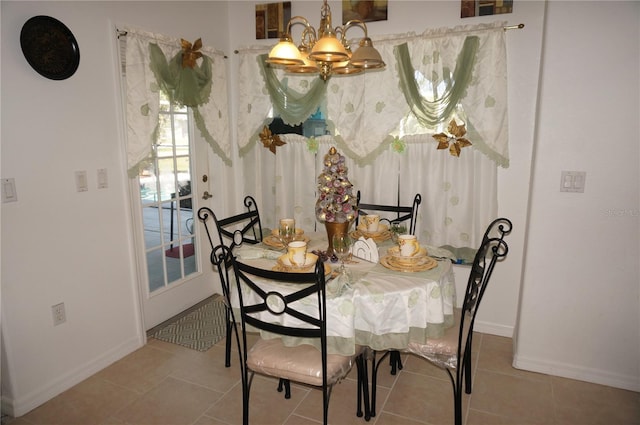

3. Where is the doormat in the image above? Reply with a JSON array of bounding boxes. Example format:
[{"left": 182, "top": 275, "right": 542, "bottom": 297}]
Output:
[
  {"left": 165, "top": 243, "right": 195, "bottom": 258},
  {"left": 150, "top": 295, "right": 227, "bottom": 352}
]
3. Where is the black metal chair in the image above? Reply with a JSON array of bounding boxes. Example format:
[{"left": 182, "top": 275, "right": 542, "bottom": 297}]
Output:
[
  {"left": 209, "top": 195, "right": 264, "bottom": 253},
  {"left": 230, "top": 257, "right": 371, "bottom": 425},
  {"left": 370, "top": 218, "right": 512, "bottom": 425},
  {"left": 197, "top": 196, "right": 263, "bottom": 368},
  {"left": 355, "top": 190, "right": 422, "bottom": 235}
]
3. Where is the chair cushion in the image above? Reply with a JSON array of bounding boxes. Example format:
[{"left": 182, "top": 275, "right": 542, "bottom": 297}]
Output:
[
  {"left": 405, "top": 308, "right": 470, "bottom": 369},
  {"left": 247, "top": 338, "right": 360, "bottom": 387}
]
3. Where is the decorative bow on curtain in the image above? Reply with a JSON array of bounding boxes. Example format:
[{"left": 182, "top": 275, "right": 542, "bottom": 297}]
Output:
[{"left": 149, "top": 38, "right": 212, "bottom": 107}]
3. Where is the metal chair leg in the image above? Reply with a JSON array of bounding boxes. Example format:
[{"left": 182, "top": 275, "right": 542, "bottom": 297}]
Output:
[
  {"left": 389, "top": 350, "right": 403, "bottom": 375},
  {"left": 370, "top": 350, "right": 391, "bottom": 417},
  {"left": 277, "top": 378, "right": 291, "bottom": 399},
  {"left": 355, "top": 354, "right": 371, "bottom": 420},
  {"left": 224, "top": 310, "right": 232, "bottom": 367},
  {"left": 454, "top": 384, "right": 463, "bottom": 425}
]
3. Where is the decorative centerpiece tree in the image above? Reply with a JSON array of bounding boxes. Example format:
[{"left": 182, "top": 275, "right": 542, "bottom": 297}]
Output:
[{"left": 315, "top": 147, "right": 357, "bottom": 254}]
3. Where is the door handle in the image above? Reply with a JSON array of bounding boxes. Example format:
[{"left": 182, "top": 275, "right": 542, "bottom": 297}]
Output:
[{"left": 202, "top": 191, "right": 213, "bottom": 200}]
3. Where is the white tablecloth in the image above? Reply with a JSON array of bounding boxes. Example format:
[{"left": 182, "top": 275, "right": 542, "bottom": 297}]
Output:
[{"left": 231, "top": 233, "right": 456, "bottom": 356}]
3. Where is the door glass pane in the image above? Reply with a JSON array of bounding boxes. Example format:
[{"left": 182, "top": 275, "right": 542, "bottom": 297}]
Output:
[
  {"left": 157, "top": 158, "right": 176, "bottom": 202},
  {"left": 138, "top": 92, "right": 198, "bottom": 295},
  {"left": 143, "top": 205, "right": 161, "bottom": 249},
  {"left": 146, "top": 249, "right": 164, "bottom": 292}
]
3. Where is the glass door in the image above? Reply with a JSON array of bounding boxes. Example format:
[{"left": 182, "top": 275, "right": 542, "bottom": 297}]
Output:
[
  {"left": 139, "top": 95, "right": 196, "bottom": 291},
  {"left": 135, "top": 92, "right": 215, "bottom": 329}
]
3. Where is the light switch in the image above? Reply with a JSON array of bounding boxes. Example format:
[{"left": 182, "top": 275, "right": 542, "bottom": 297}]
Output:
[
  {"left": 97, "top": 168, "right": 108, "bottom": 189},
  {"left": 560, "top": 171, "right": 586, "bottom": 193},
  {"left": 2, "top": 178, "right": 18, "bottom": 203},
  {"left": 75, "top": 171, "right": 88, "bottom": 192}
]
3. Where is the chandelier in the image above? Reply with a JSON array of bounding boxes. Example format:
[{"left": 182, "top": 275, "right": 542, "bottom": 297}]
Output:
[{"left": 266, "top": 0, "right": 385, "bottom": 81}]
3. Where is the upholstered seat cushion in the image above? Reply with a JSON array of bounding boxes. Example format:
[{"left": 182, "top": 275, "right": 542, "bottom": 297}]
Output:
[
  {"left": 405, "top": 308, "right": 471, "bottom": 369},
  {"left": 247, "top": 338, "right": 360, "bottom": 387}
]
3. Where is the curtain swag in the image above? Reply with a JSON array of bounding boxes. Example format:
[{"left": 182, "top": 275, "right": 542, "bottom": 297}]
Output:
[
  {"left": 236, "top": 21, "right": 509, "bottom": 167},
  {"left": 148, "top": 41, "right": 213, "bottom": 108},
  {"left": 395, "top": 36, "right": 479, "bottom": 126},
  {"left": 257, "top": 54, "right": 327, "bottom": 126}
]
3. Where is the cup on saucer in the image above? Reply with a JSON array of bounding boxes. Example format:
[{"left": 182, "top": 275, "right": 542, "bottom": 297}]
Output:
[
  {"left": 287, "top": 241, "right": 307, "bottom": 267},
  {"left": 363, "top": 214, "right": 380, "bottom": 232},
  {"left": 398, "top": 234, "right": 420, "bottom": 257}
]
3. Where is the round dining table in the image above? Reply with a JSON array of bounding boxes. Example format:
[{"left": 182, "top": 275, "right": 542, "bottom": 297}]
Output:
[{"left": 230, "top": 231, "right": 457, "bottom": 356}]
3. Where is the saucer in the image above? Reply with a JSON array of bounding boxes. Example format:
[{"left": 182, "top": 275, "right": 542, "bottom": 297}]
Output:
[
  {"left": 263, "top": 234, "right": 310, "bottom": 249},
  {"left": 277, "top": 252, "right": 319, "bottom": 271},
  {"left": 380, "top": 255, "right": 438, "bottom": 272},
  {"left": 271, "top": 228, "right": 304, "bottom": 237},
  {"left": 357, "top": 222, "right": 389, "bottom": 236},
  {"left": 274, "top": 253, "right": 331, "bottom": 275},
  {"left": 387, "top": 245, "right": 428, "bottom": 265}
]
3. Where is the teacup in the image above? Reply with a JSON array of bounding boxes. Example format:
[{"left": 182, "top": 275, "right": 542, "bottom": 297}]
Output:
[
  {"left": 287, "top": 240, "right": 307, "bottom": 267},
  {"left": 398, "top": 234, "right": 420, "bottom": 257},
  {"left": 363, "top": 214, "right": 380, "bottom": 232}
]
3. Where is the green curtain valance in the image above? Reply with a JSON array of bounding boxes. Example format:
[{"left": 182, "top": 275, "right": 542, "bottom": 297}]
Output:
[
  {"left": 236, "top": 21, "right": 509, "bottom": 167},
  {"left": 149, "top": 42, "right": 213, "bottom": 108}
]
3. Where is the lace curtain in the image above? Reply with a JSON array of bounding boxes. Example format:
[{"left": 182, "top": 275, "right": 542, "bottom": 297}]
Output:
[
  {"left": 123, "top": 27, "right": 230, "bottom": 175},
  {"left": 237, "top": 22, "right": 506, "bottom": 251},
  {"left": 240, "top": 135, "right": 496, "bottom": 255}
]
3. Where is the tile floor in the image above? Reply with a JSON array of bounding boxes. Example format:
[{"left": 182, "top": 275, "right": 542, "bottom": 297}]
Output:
[{"left": 4, "top": 332, "right": 639, "bottom": 425}]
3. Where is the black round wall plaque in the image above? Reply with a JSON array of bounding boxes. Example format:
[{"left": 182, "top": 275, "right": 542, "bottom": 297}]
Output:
[{"left": 20, "top": 15, "right": 80, "bottom": 80}]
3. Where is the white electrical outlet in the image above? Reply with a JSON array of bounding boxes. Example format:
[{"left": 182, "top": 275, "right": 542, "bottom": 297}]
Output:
[
  {"left": 52, "top": 303, "right": 66, "bottom": 326},
  {"left": 75, "top": 170, "right": 88, "bottom": 192},
  {"left": 2, "top": 178, "right": 18, "bottom": 203},
  {"left": 97, "top": 168, "right": 108, "bottom": 189}
]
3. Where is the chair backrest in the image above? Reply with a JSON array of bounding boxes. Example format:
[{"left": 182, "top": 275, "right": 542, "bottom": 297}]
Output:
[
  {"left": 356, "top": 190, "right": 422, "bottom": 235},
  {"left": 232, "top": 259, "right": 327, "bottom": 340},
  {"left": 462, "top": 218, "right": 512, "bottom": 316},
  {"left": 458, "top": 218, "right": 512, "bottom": 359},
  {"left": 210, "top": 244, "right": 234, "bottom": 308},
  {"left": 197, "top": 196, "right": 263, "bottom": 253},
  {"left": 230, "top": 258, "right": 329, "bottom": 379}
]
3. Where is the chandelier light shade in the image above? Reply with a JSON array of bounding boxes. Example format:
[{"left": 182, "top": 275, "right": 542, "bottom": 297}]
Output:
[
  {"left": 349, "top": 37, "right": 385, "bottom": 68},
  {"left": 266, "top": 0, "right": 385, "bottom": 81},
  {"left": 266, "top": 35, "right": 304, "bottom": 66}
]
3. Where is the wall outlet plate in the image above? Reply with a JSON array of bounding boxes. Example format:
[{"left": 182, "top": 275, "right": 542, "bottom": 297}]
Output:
[{"left": 560, "top": 171, "right": 586, "bottom": 193}]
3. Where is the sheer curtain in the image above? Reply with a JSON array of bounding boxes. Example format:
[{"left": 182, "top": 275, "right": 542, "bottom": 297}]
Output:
[
  {"left": 123, "top": 27, "right": 230, "bottom": 174},
  {"left": 236, "top": 22, "right": 507, "bottom": 251}
]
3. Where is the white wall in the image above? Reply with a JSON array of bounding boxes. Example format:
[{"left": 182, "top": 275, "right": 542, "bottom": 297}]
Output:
[
  {"left": 1, "top": 0, "right": 637, "bottom": 418},
  {"left": 1, "top": 0, "right": 230, "bottom": 416},
  {"left": 514, "top": 1, "right": 640, "bottom": 392}
]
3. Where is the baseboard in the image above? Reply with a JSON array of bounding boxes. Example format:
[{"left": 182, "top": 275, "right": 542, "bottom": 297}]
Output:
[
  {"left": 513, "top": 353, "right": 640, "bottom": 392},
  {"left": 2, "top": 335, "right": 143, "bottom": 418},
  {"left": 474, "top": 320, "right": 513, "bottom": 338}
]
